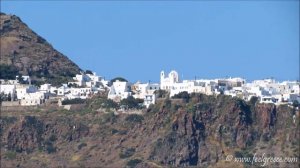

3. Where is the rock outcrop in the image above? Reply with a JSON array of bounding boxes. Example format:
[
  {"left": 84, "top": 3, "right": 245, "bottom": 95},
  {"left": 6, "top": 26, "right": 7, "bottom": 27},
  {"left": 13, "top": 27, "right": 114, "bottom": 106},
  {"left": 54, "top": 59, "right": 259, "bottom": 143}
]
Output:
[{"left": 1, "top": 94, "right": 299, "bottom": 167}]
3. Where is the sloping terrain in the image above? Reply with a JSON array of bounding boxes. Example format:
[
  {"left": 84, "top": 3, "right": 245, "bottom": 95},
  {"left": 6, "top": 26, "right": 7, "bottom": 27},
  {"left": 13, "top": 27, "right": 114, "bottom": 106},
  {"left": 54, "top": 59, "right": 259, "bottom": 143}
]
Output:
[
  {"left": 1, "top": 94, "right": 299, "bottom": 168},
  {"left": 0, "top": 13, "right": 81, "bottom": 85}
]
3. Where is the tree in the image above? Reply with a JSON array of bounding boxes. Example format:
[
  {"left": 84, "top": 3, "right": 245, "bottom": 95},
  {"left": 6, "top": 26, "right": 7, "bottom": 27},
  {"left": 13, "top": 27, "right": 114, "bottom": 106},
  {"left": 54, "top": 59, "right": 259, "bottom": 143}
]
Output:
[
  {"left": 292, "top": 100, "right": 299, "bottom": 108},
  {"left": 101, "top": 99, "right": 118, "bottom": 109},
  {"left": 85, "top": 70, "right": 93, "bottom": 75},
  {"left": 0, "top": 93, "right": 8, "bottom": 102},
  {"left": 120, "top": 96, "right": 144, "bottom": 109},
  {"left": 7, "top": 93, "right": 12, "bottom": 101},
  {"left": 110, "top": 77, "right": 128, "bottom": 83},
  {"left": 172, "top": 91, "right": 190, "bottom": 102},
  {"left": 154, "top": 89, "right": 168, "bottom": 98},
  {"left": 249, "top": 96, "right": 258, "bottom": 105},
  {"left": 0, "top": 64, "right": 18, "bottom": 80},
  {"left": 61, "top": 98, "right": 86, "bottom": 105},
  {"left": 17, "top": 74, "right": 26, "bottom": 84}
]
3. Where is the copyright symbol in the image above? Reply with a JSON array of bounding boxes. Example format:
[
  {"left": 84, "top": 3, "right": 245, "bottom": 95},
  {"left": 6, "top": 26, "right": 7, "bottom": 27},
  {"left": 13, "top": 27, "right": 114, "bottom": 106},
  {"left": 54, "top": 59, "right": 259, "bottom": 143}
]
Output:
[{"left": 226, "top": 155, "right": 233, "bottom": 161}]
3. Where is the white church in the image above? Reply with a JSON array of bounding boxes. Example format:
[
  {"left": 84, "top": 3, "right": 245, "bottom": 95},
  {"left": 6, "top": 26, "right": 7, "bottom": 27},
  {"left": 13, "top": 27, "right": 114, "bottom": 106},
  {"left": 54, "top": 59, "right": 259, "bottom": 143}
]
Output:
[{"left": 160, "top": 70, "right": 214, "bottom": 97}]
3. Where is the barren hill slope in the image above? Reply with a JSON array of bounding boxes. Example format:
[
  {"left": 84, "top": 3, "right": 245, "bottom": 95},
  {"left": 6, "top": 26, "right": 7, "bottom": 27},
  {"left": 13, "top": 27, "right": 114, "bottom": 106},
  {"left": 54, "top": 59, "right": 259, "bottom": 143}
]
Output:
[{"left": 0, "top": 13, "right": 81, "bottom": 85}]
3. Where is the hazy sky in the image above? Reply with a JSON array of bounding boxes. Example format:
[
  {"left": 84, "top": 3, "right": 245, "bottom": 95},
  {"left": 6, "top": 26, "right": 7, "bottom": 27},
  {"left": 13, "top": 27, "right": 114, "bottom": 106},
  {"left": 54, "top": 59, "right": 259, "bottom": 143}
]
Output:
[{"left": 2, "top": 1, "right": 299, "bottom": 82}]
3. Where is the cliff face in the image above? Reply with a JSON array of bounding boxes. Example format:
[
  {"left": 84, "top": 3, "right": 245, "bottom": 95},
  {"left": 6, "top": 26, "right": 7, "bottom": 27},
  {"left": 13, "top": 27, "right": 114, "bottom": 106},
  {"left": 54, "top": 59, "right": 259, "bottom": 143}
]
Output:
[
  {"left": 146, "top": 96, "right": 299, "bottom": 167},
  {"left": 1, "top": 95, "right": 299, "bottom": 168},
  {"left": 0, "top": 13, "right": 81, "bottom": 85}
]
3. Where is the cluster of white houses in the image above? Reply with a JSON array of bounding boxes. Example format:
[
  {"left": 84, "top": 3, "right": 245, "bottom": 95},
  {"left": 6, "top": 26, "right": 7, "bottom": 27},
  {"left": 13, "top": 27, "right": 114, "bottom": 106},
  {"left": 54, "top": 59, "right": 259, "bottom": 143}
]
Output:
[{"left": 1, "top": 70, "right": 299, "bottom": 108}]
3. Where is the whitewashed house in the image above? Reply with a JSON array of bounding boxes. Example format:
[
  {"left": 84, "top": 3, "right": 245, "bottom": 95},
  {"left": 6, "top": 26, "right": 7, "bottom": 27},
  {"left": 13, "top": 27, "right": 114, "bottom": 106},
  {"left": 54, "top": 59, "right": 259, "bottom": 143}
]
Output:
[
  {"left": 108, "top": 80, "right": 132, "bottom": 102},
  {"left": 132, "top": 82, "right": 160, "bottom": 107},
  {"left": 0, "top": 84, "right": 16, "bottom": 95},
  {"left": 69, "top": 72, "right": 108, "bottom": 89},
  {"left": 65, "top": 87, "right": 92, "bottom": 99},
  {"left": 0, "top": 79, "right": 19, "bottom": 85},
  {"left": 144, "top": 94, "right": 156, "bottom": 108},
  {"left": 57, "top": 84, "right": 70, "bottom": 96},
  {"left": 39, "top": 83, "right": 51, "bottom": 93},
  {"left": 20, "top": 92, "right": 48, "bottom": 106},
  {"left": 16, "top": 85, "right": 38, "bottom": 100}
]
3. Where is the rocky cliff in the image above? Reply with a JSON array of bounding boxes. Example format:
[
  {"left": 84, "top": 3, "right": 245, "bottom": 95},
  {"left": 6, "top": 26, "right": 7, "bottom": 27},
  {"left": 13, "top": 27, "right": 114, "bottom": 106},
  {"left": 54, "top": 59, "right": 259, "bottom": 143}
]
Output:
[
  {"left": 1, "top": 94, "right": 299, "bottom": 167},
  {"left": 0, "top": 13, "right": 81, "bottom": 85}
]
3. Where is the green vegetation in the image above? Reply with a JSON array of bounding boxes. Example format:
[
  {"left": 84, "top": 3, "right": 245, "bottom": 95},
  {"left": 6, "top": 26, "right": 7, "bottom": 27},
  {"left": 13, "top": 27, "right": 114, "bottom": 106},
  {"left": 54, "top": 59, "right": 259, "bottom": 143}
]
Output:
[
  {"left": 78, "top": 142, "right": 87, "bottom": 150},
  {"left": 110, "top": 77, "right": 128, "bottom": 83},
  {"left": 43, "top": 134, "right": 57, "bottom": 154},
  {"left": 155, "top": 89, "right": 168, "bottom": 98},
  {"left": 172, "top": 91, "right": 190, "bottom": 102},
  {"left": 100, "top": 112, "right": 117, "bottom": 124},
  {"left": 111, "top": 128, "right": 127, "bottom": 135},
  {"left": 126, "top": 159, "right": 142, "bottom": 168},
  {"left": 99, "top": 99, "right": 118, "bottom": 109},
  {"left": 85, "top": 70, "right": 93, "bottom": 75},
  {"left": 0, "top": 92, "right": 14, "bottom": 102},
  {"left": 119, "top": 147, "right": 136, "bottom": 159},
  {"left": 4, "top": 151, "right": 16, "bottom": 160},
  {"left": 125, "top": 114, "right": 144, "bottom": 123},
  {"left": 45, "top": 75, "right": 75, "bottom": 87},
  {"left": 49, "top": 135, "right": 57, "bottom": 142},
  {"left": 292, "top": 100, "right": 299, "bottom": 108},
  {"left": 16, "top": 74, "right": 26, "bottom": 84},
  {"left": 62, "top": 98, "right": 86, "bottom": 105},
  {"left": 0, "top": 64, "right": 18, "bottom": 79},
  {"left": 120, "top": 96, "right": 144, "bottom": 109},
  {"left": 45, "top": 142, "right": 56, "bottom": 154}
]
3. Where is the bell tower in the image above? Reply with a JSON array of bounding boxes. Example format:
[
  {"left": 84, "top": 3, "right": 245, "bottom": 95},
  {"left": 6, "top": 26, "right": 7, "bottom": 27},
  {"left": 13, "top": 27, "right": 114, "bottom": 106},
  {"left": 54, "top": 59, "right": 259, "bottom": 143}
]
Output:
[{"left": 160, "top": 71, "right": 165, "bottom": 82}]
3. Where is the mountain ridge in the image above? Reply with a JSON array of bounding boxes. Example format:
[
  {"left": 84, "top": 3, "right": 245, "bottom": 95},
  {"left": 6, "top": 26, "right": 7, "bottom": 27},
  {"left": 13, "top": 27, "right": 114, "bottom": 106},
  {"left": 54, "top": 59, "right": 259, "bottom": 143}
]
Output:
[{"left": 0, "top": 13, "right": 81, "bottom": 85}]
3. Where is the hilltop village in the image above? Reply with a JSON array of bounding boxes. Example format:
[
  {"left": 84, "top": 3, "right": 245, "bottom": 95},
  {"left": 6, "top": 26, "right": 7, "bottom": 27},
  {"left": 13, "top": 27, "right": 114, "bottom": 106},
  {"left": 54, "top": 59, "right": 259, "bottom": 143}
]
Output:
[{"left": 0, "top": 70, "right": 299, "bottom": 108}]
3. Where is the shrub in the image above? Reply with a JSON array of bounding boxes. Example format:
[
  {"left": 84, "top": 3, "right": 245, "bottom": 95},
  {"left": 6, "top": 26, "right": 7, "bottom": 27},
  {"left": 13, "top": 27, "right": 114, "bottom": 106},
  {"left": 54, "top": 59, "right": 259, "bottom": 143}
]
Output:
[
  {"left": 172, "top": 91, "right": 190, "bottom": 102},
  {"left": 119, "top": 148, "right": 136, "bottom": 159},
  {"left": 110, "top": 77, "right": 128, "bottom": 84},
  {"left": 4, "top": 151, "right": 16, "bottom": 160},
  {"left": 111, "top": 129, "right": 119, "bottom": 134},
  {"left": 120, "top": 96, "right": 144, "bottom": 109},
  {"left": 155, "top": 89, "right": 168, "bottom": 98},
  {"left": 292, "top": 100, "right": 299, "bottom": 108},
  {"left": 62, "top": 98, "right": 85, "bottom": 105},
  {"left": 0, "top": 64, "right": 18, "bottom": 79},
  {"left": 101, "top": 112, "right": 117, "bottom": 124},
  {"left": 125, "top": 114, "right": 144, "bottom": 123},
  {"left": 45, "top": 143, "right": 56, "bottom": 154},
  {"left": 85, "top": 70, "right": 93, "bottom": 75},
  {"left": 126, "top": 159, "right": 142, "bottom": 168},
  {"left": 78, "top": 142, "right": 87, "bottom": 150},
  {"left": 49, "top": 135, "right": 57, "bottom": 142},
  {"left": 44, "top": 140, "right": 56, "bottom": 154},
  {"left": 101, "top": 99, "right": 118, "bottom": 109}
]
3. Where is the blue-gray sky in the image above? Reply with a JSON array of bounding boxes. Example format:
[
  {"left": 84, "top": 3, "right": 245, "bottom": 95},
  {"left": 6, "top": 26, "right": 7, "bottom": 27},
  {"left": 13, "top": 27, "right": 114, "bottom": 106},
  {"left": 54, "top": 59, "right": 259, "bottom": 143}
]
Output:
[{"left": 1, "top": 1, "right": 299, "bottom": 82}]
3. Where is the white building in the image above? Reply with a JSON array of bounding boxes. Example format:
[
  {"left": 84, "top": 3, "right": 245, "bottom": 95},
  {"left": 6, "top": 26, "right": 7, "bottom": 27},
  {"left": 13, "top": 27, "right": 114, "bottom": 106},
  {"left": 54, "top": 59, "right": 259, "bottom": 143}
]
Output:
[
  {"left": 39, "top": 83, "right": 51, "bottom": 93},
  {"left": 57, "top": 84, "right": 70, "bottom": 96},
  {"left": 65, "top": 87, "right": 92, "bottom": 99},
  {"left": 20, "top": 92, "right": 48, "bottom": 106},
  {"left": 0, "top": 84, "right": 16, "bottom": 95},
  {"left": 144, "top": 94, "right": 156, "bottom": 108},
  {"left": 160, "top": 70, "right": 214, "bottom": 97},
  {"left": 132, "top": 82, "right": 160, "bottom": 107},
  {"left": 70, "top": 72, "right": 108, "bottom": 88},
  {"left": 16, "top": 85, "right": 38, "bottom": 100},
  {"left": 108, "top": 80, "right": 132, "bottom": 102},
  {"left": 160, "top": 70, "right": 180, "bottom": 90}
]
